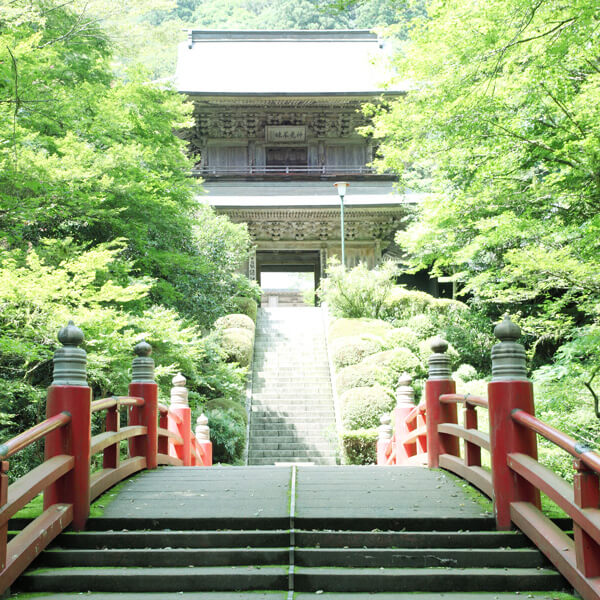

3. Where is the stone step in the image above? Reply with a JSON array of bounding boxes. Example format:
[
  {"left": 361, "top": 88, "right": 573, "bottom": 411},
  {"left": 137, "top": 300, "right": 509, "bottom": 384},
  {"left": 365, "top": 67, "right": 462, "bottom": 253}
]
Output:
[
  {"left": 17, "top": 567, "right": 288, "bottom": 593},
  {"left": 293, "top": 567, "right": 564, "bottom": 593},
  {"left": 249, "top": 441, "right": 336, "bottom": 449},
  {"left": 249, "top": 427, "right": 336, "bottom": 436}
]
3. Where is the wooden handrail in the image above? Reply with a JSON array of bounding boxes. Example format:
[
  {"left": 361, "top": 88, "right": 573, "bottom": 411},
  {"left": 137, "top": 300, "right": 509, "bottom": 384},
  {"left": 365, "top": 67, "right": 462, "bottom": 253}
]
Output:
[
  {"left": 439, "top": 393, "right": 488, "bottom": 408},
  {"left": 512, "top": 409, "right": 600, "bottom": 474},
  {"left": 0, "top": 412, "right": 71, "bottom": 460}
]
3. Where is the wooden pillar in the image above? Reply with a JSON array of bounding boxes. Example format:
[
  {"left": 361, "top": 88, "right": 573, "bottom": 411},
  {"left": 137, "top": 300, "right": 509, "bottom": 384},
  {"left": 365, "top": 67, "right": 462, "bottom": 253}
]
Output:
[
  {"left": 425, "top": 338, "right": 458, "bottom": 468},
  {"left": 129, "top": 341, "right": 158, "bottom": 470},
  {"left": 44, "top": 321, "right": 91, "bottom": 531},
  {"left": 169, "top": 373, "right": 192, "bottom": 466},
  {"left": 394, "top": 374, "right": 417, "bottom": 465},
  {"left": 488, "top": 316, "right": 540, "bottom": 530}
]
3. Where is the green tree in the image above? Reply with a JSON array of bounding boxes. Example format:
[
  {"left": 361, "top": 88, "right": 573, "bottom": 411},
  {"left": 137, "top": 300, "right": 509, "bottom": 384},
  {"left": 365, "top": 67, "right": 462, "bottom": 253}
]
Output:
[
  {"left": 0, "top": 0, "right": 252, "bottom": 328},
  {"left": 368, "top": 0, "right": 600, "bottom": 350}
]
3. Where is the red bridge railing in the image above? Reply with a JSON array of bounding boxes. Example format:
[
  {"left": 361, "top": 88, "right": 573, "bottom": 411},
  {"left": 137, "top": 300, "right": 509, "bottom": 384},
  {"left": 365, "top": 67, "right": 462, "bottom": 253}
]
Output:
[
  {"left": 0, "top": 322, "right": 212, "bottom": 593},
  {"left": 378, "top": 317, "right": 600, "bottom": 600}
]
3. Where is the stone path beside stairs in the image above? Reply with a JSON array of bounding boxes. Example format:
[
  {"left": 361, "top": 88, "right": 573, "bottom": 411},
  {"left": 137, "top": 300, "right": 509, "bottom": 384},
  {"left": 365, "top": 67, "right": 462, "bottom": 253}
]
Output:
[{"left": 247, "top": 306, "right": 338, "bottom": 465}]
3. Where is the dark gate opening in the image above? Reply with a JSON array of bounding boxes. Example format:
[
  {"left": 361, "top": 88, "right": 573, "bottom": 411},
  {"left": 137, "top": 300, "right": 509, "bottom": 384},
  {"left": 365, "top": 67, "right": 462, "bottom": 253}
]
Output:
[{"left": 257, "top": 250, "right": 320, "bottom": 307}]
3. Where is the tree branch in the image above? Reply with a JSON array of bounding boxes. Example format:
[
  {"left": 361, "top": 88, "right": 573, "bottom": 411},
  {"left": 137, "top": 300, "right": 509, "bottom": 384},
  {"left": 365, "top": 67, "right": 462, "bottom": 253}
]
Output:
[{"left": 583, "top": 365, "right": 600, "bottom": 419}]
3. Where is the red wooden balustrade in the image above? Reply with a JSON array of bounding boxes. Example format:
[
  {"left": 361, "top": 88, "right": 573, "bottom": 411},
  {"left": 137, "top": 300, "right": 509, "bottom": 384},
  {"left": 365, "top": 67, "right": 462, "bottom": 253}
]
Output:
[
  {"left": 378, "top": 317, "right": 600, "bottom": 600},
  {"left": 0, "top": 323, "right": 212, "bottom": 594}
]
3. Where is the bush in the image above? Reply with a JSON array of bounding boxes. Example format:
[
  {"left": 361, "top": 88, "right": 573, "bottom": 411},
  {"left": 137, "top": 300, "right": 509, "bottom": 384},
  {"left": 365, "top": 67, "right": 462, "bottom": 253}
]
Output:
[
  {"left": 219, "top": 327, "right": 254, "bottom": 367},
  {"left": 206, "top": 407, "right": 246, "bottom": 464},
  {"left": 341, "top": 385, "right": 395, "bottom": 429},
  {"left": 330, "top": 335, "right": 384, "bottom": 369},
  {"left": 231, "top": 297, "right": 258, "bottom": 322},
  {"left": 454, "top": 363, "right": 478, "bottom": 382},
  {"left": 382, "top": 327, "right": 420, "bottom": 352},
  {"left": 336, "top": 362, "right": 386, "bottom": 393},
  {"left": 319, "top": 259, "right": 397, "bottom": 318},
  {"left": 381, "top": 287, "right": 438, "bottom": 321},
  {"left": 341, "top": 428, "right": 378, "bottom": 465},
  {"left": 329, "top": 318, "right": 393, "bottom": 342},
  {"left": 404, "top": 314, "right": 437, "bottom": 338},
  {"left": 214, "top": 313, "right": 255, "bottom": 333},
  {"left": 362, "top": 347, "right": 421, "bottom": 374},
  {"left": 205, "top": 397, "right": 247, "bottom": 425}
]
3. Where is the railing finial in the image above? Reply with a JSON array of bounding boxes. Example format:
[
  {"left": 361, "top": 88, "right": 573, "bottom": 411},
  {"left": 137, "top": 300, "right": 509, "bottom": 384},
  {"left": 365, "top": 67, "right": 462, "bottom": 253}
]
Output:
[
  {"left": 52, "top": 321, "right": 87, "bottom": 386},
  {"left": 395, "top": 372, "right": 414, "bottom": 407},
  {"left": 170, "top": 372, "right": 189, "bottom": 406},
  {"left": 195, "top": 413, "right": 210, "bottom": 441},
  {"left": 491, "top": 315, "right": 527, "bottom": 381},
  {"left": 428, "top": 336, "right": 451, "bottom": 380},
  {"left": 132, "top": 339, "right": 155, "bottom": 383},
  {"left": 378, "top": 413, "right": 392, "bottom": 442}
]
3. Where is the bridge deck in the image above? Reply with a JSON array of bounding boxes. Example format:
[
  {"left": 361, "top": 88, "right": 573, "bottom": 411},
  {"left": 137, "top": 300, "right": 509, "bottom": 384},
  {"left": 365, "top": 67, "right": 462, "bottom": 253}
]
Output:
[{"left": 100, "top": 465, "right": 491, "bottom": 525}]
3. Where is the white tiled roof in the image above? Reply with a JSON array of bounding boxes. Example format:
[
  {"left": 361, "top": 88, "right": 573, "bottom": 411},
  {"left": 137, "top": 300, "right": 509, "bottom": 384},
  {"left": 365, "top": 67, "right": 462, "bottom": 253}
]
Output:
[{"left": 176, "top": 30, "right": 408, "bottom": 95}]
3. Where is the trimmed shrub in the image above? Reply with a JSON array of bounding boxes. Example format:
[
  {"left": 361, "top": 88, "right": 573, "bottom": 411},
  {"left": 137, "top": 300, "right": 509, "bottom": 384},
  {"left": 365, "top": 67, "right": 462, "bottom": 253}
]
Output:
[
  {"left": 404, "top": 314, "right": 437, "bottom": 338},
  {"left": 206, "top": 407, "right": 246, "bottom": 464},
  {"left": 336, "top": 362, "right": 386, "bottom": 393},
  {"left": 205, "top": 397, "right": 247, "bottom": 424},
  {"left": 337, "top": 347, "right": 421, "bottom": 394},
  {"left": 329, "top": 318, "right": 393, "bottom": 341},
  {"left": 341, "top": 385, "right": 395, "bottom": 429},
  {"left": 214, "top": 313, "right": 255, "bottom": 333},
  {"left": 330, "top": 335, "right": 384, "bottom": 369},
  {"left": 341, "top": 428, "right": 378, "bottom": 465},
  {"left": 381, "top": 287, "right": 438, "bottom": 320},
  {"left": 362, "top": 347, "right": 422, "bottom": 376},
  {"left": 220, "top": 327, "right": 254, "bottom": 367},
  {"left": 231, "top": 297, "right": 258, "bottom": 322},
  {"left": 382, "top": 326, "right": 419, "bottom": 352},
  {"left": 454, "top": 363, "right": 478, "bottom": 383}
]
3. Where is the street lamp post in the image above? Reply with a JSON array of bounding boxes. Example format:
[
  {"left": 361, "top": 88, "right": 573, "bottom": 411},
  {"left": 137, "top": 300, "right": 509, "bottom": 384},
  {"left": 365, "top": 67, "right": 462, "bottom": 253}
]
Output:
[{"left": 334, "top": 182, "right": 349, "bottom": 268}]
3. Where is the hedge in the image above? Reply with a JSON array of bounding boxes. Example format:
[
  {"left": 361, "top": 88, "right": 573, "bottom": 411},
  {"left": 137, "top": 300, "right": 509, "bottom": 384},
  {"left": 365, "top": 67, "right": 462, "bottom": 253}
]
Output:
[
  {"left": 231, "top": 297, "right": 258, "bottom": 322},
  {"left": 214, "top": 313, "right": 255, "bottom": 333},
  {"left": 330, "top": 335, "right": 384, "bottom": 369},
  {"left": 341, "top": 428, "right": 378, "bottom": 465},
  {"left": 341, "top": 385, "right": 395, "bottom": 429},
  {"left": 220, "top": 327, "right": 254, "bottom": 367}
]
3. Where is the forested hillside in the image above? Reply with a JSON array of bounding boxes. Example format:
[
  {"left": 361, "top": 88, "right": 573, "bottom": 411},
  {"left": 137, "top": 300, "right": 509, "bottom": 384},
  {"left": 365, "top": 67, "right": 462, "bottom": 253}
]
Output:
[{"left": 105, "top": 0, "right": 420, "bottom": 79}]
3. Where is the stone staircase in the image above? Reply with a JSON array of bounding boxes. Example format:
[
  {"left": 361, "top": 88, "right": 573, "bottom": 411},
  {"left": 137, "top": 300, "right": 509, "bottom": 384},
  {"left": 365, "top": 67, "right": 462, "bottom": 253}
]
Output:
[
  {"left": 9, "top": 467, "right": 569, "bottom": 598},
  {"left": 248, "top": 306, "right": 338, "bottom": 465},
  {"left": 12, "top": 516, "right": 565, "bottom": 597}
]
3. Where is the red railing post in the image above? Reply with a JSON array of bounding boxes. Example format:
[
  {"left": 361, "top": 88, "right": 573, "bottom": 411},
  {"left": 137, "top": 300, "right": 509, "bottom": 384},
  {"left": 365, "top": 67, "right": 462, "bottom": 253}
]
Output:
[
  {"left": 488, "top": 316, "right": 540, "bottom": 530},
  {"left": 0, "top": 460, "right": 8, "bottom": 570},
  {"left": 394, "top": 374, "right": 417, "bottom": 465},
  {"left": 464, "top": 401, "right": 482, "bottom": 467},
  {"left": 377, "top": 414, "right": 393, "bottom": 465},
  {"left": 128, "top": 341, "right": 158, "bottom": 469},
  {"left": 195, "top": 414, "right": 213, "bottom": 467},
  {"left": 158, "top": 408, "right": 168, "bottom": 456},
  {"left": 103, "top": 399, "right": 120, "bottom": 470},
  {"left": 425, "top": 338, "right": 458, "bottom": 468},
  {"left": 573, "top": 457, "right": 600, "bottom": 577},
  {"left": 169, "top": 373, "right": 191, "bottom": 466},
  {"left": 44, "top": 321, "right": 92, "bottom": 531}
]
